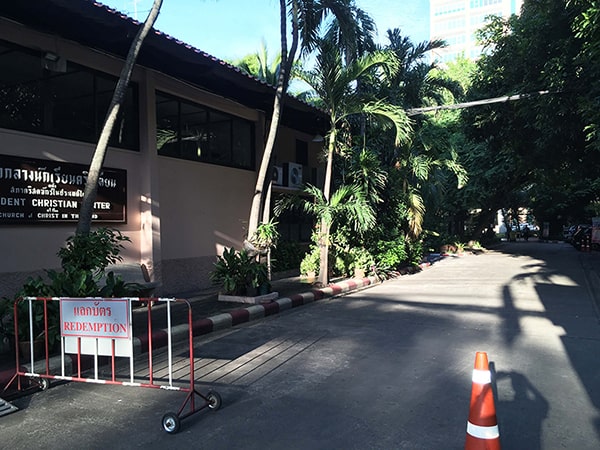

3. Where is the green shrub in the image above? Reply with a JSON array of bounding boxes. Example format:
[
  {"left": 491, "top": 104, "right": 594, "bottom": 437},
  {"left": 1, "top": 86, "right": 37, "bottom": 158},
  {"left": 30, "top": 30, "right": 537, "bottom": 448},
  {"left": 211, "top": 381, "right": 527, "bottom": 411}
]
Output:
[
  {"left": 210, "top": 247, "right": 269, "bottom": 296},
  {"left": 3, "top": 228, "right": 134, "bottom": 350},
  {"left": 348, "top": 247, "right": 375, "bottom": 275},
  {"left": 405, "top": 239, "right": 424, "bottom": 266},
  {"left": 300, "top": 245, "right": 320, "bottom": 276},
  {"left": 58, "top": 228, "right": 129, "bottom": 272},
  {"left": 373, "top": 238, "right": 408, "bottom": 271},
  {"left": 271, "top": 241, "right": 304, "bottom": 272}
]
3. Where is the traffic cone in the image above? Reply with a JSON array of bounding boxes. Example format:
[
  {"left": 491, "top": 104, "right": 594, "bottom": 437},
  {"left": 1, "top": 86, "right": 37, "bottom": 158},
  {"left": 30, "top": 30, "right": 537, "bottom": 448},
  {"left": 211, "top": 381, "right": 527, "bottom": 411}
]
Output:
[{"left": 465, "top": 352, "right": 501, "bottom": 450}]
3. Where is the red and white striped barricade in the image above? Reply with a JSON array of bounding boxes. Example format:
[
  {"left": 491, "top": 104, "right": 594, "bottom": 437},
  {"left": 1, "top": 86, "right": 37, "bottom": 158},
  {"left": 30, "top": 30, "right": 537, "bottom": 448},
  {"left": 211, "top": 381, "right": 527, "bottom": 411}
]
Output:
[{"left": 2, "top": 296, "right": 221, "bottom": 433}]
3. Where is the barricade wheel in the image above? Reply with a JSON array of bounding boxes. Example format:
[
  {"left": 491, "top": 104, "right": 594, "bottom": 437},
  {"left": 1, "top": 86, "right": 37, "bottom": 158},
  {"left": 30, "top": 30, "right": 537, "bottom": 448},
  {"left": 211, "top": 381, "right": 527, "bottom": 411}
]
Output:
[
  {"left": 39, "top": 378, "right": 50, "bottom": 391},
  {"left": 162, "top": 412, "right": 181, "bottom": 434},
  {"left": 207, "top": 391, "right": 222, "bottom": 410}
]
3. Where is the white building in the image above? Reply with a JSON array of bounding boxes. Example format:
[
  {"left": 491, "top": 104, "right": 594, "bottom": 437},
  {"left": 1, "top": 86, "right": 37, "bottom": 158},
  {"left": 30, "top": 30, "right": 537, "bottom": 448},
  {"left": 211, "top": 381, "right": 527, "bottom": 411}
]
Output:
[{"left": 430, "top": 0, "right": 524, "bottom": 62}]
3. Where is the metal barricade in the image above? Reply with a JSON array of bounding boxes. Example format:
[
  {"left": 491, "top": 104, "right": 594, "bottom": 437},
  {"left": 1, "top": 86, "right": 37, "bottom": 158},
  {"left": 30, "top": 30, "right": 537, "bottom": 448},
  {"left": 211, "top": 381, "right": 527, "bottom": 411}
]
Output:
[{"left": 2, "top": 296, "right": 221, "bottom": 433}]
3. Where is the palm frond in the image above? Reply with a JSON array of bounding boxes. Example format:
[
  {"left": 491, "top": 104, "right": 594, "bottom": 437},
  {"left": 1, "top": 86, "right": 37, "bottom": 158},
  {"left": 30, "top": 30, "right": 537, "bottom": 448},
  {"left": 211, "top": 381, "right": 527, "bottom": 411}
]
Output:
[
  {"left": 360, "top": 100, "right": 412, "bottom": 146},
  {"left": 406, "top": 189, "right": 425, "bottom": 239}
]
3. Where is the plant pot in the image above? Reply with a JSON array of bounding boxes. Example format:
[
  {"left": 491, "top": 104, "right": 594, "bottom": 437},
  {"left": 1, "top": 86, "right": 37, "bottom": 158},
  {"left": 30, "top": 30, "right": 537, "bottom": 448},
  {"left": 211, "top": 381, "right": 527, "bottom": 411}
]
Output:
[
  {"left": 303, "top": 271, "right": 316, "bottom": 282},
  {"left": 258, "top": 282, "right": 271, "bottom": 296},
  {"left": 354, "top": 268, "right": 365, "bottom": 278},
  {"left": 246, "top": 286, "right": 258, "bottom": 297}
]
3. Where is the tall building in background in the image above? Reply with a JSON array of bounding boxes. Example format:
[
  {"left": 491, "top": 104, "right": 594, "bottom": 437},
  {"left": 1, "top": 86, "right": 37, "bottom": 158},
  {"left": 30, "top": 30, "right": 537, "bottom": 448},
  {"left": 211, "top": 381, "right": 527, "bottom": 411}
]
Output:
[{"left": 430, "top": 0, "right": 524, "bottom": 62}]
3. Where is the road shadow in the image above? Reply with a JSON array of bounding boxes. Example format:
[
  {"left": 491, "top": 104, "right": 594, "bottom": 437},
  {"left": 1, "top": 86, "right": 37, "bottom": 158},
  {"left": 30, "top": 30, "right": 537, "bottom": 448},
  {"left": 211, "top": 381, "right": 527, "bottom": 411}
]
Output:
[
  {"left": 496, "top": 242, "right": 600, "bottom": 443},
  {"left": 491, "top": 362, "right": 548, "bottom": 450}
]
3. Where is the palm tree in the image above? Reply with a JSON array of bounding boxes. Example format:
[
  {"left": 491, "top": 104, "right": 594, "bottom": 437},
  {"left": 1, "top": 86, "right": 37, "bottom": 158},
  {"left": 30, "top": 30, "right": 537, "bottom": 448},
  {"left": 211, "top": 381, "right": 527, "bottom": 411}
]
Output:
[
  {"left": 345, "top": 148, "right": 387, "bottom": 205},
  {"left": 374, "top": 29, "right": 466, "bottom": 240},
  {"left": 77, "top": 0, "right": 163, "bottom": 235},
  {"left": 232, "top": 40, "right": 282, "bottom": 86},
  {"left": 320, "top": 1, "right": 377, "bottom": 64},
  {"left": 383, "top": 28, "right": 462, "bottom": 109},
  {"left": 296, "top": 38, "right": 412, "bottom": 285},
  {"left": 275, "top": 183, "right": 376, "bottom": 280},
  {"left": 245, "top": 0, "right": 368, "bottom": 251}
]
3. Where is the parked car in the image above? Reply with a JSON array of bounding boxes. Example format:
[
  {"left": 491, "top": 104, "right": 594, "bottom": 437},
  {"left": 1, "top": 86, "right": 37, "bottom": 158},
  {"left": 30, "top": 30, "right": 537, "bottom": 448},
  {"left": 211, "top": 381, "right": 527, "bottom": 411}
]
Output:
[
  {"left": 563, "top": 225, "right": 577, "bottom": 242},
  {"left": 565, "top": 224, "right": 588, "bottom": 244},
  {"left": 572, "top": 225, "right": 592, "bottom": 250}
]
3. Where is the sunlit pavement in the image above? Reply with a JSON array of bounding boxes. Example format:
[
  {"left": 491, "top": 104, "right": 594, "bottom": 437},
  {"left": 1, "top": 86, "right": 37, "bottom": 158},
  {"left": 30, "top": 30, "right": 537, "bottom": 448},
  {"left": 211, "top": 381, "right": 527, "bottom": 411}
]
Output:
[{"left": 1, "top": 241, "right": 599, "bottom": 449}]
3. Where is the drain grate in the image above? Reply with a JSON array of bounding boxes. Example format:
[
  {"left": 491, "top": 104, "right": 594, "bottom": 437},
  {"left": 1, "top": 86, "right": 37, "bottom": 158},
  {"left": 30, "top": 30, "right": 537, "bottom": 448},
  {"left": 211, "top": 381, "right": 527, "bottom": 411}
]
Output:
[{"left": 0, "top": 397, "right": 18, "bottom": 417}]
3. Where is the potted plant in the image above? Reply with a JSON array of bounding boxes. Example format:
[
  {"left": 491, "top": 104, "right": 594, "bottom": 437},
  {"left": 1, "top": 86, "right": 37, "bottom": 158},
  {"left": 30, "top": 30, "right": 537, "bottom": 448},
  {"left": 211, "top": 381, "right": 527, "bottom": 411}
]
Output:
[
  {"left": 349, "top": 247, "right": 374, "bottom": 278},
  {"left": 210, "top": 247, "right": 271, "bottom": 297},
  {"left": 0, "top": 295, "right": 61, "bottom": 361},
  {"left": 249, "top": 219, "right": 280, "bottom": 280},
  {"left": 300, "top": 245, "right": 320, "bottom": 280},
  {"left": 245, "top": 260, "right": 270, "bottom": 296},
  {"left": 2, "top": 228, "right": 135, "bottom": 359}
]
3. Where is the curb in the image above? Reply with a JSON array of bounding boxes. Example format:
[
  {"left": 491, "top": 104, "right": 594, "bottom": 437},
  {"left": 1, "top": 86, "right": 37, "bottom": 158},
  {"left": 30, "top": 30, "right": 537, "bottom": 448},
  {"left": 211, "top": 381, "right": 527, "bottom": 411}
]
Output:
[
  {"left": 134, "top": 275, "right": 381, "bottom": 352},
  {"left": 1, "top": 276, "right": 381, "bottom": 390}
]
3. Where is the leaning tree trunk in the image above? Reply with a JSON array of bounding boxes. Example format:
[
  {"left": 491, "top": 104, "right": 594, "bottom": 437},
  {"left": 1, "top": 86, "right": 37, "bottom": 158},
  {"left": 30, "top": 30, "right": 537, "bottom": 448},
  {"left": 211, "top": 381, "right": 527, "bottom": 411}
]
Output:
[
  {"left": 245, "top": 0, "right": 299, "bottom": 248},
  {"left": 317, "top": 128, "right": 337, "bottom": 286},
  {"left": 77, "top": 0, "right": 163, "bottom": 235}
]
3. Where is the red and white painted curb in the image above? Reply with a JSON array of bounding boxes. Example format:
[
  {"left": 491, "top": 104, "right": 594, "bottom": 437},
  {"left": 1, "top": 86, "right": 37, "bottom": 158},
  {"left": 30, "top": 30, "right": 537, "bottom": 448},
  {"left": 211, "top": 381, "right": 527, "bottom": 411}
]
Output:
[{"left": 151, "top": 275, "right": 381, "bottom": 347}]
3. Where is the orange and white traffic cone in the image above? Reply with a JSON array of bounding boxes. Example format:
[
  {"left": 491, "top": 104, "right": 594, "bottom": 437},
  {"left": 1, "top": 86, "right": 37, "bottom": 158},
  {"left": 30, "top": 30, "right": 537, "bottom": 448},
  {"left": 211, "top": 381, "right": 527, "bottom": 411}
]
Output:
[{"left": 465, "top": 352, "right": 501, "bottom": 450}]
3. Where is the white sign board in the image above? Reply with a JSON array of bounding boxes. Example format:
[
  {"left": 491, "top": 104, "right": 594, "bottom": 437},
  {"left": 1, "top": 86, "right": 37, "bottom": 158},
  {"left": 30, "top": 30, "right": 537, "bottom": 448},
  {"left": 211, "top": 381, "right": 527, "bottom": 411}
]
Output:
[{"left": 60, "top": 298, "right": 130, "bottom": 339}]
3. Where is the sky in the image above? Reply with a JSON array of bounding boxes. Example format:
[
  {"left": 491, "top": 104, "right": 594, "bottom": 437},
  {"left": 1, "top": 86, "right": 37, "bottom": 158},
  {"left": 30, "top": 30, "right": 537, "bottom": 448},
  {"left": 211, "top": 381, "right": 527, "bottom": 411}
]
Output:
[{"left": 102, "top": 0, "right": 430, "bottom": 62}]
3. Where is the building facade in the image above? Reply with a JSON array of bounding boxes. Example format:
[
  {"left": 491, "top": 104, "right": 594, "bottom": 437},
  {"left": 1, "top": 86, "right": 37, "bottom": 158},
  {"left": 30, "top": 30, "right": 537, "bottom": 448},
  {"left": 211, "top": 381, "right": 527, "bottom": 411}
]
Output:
[
  {"left": 430, "top": 0, "right": 524, "bottom": 62},
  {"left": 0, "top": 1, "right": 327, "bottom": 298}
]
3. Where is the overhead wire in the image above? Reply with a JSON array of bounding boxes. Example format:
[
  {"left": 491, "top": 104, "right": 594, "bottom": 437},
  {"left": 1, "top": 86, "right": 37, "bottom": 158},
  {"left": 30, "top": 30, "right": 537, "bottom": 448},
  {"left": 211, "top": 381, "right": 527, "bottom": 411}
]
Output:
[{"left": 405, "top": 90, "right": 554, "bottom": 116}]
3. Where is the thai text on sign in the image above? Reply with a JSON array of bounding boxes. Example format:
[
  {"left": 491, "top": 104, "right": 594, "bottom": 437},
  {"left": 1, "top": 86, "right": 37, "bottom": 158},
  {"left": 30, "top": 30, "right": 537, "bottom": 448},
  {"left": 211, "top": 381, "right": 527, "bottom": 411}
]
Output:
[
  {"left": 60, "top": 298, "right": 130, "bottom": 339},
  {"left": 0, "top": 154, "right": 126, "bottom": 223}
]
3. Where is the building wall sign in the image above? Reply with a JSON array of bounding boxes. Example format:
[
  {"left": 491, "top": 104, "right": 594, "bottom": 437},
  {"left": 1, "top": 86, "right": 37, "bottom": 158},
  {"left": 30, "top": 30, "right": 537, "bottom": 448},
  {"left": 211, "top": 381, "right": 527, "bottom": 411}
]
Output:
[{"left": 0, "top": 154, "right": 126, "bottom": 223}]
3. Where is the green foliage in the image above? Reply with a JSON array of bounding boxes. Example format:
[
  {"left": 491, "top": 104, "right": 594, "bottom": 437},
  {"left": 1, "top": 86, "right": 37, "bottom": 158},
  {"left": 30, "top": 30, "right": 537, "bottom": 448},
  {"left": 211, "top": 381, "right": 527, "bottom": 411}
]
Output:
[
  {"left": 2, "top": 228, "right": 135, "bottom": 349},
  {"left": 348, "top": 247, "right": 375, "bottom": 273},
  {"left": 20, "top": 228, "right": 133, "bottom": 299},
  {"left": 300, "top": 183, "right": 376, "bottom": 233},
  {"left": 230, "top": 39, "right": 282, "bottom": 86},
  {"left": 250, "top": 219, "right": 281, "bottom": 252},
  {"left": 271, "top": 241, "right": 303, "bottom": 272},
  {"left": 405, "top": 239, "right": 424, "bottom": 267},
  {"left": 299, "top": 245, "right": 321, "bottom": 276},
  {"left": 458, "top": 0, "right": 600, "bottom": 232},
  {"left": 210, "top": 248, "right": 270, "bottom": 296},
  {"left": 58, "top": 228, "right": 129, "bottom": 272},
  {"left": 372, "top": 238, "right": 408, "bottom": 272}
]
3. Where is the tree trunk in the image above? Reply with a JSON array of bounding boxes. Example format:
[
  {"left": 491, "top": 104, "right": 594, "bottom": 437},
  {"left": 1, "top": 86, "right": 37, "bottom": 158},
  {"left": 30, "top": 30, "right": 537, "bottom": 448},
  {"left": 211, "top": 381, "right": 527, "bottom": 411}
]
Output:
[
  {"left": 245, "top": 0, "right": 299, "bottom": 246},
  {"left": 317, "top": 129, "right": 337, "bottom": 286},
  {"left": 76, "top": 0, "right": 163, "bottom": 235},
  {"left": 318, "top": 219, "right": 330, "bottom": 286}
]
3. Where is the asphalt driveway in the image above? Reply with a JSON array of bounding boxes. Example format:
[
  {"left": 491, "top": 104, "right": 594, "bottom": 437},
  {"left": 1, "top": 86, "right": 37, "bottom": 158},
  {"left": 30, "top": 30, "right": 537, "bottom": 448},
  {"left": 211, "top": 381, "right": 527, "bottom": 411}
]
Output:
[{"left": 2, "top": 241, "right": 599, "bottom": 449}]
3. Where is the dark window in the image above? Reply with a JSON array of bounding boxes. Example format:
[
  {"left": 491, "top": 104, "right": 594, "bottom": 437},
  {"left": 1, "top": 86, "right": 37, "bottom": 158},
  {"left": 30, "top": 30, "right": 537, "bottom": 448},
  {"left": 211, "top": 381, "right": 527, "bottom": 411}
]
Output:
[
  {"left": 296, "top": 139, "right": 308, "bottom": 165},
  {"left": 0, "top": 40, "right": 139, "bottom": 150},
  {"left": 156, "top": 91, "right": 255, "bottom": 170},
  {"left": 274, "top": 193, "right": 314, "bottom": 243}
]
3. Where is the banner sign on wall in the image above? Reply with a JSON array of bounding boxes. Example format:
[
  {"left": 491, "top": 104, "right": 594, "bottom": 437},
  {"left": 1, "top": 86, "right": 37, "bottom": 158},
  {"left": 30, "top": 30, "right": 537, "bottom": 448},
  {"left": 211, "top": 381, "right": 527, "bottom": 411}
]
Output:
[{"left": 0, "top": 154, "right": 126, "bottom": 224}]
